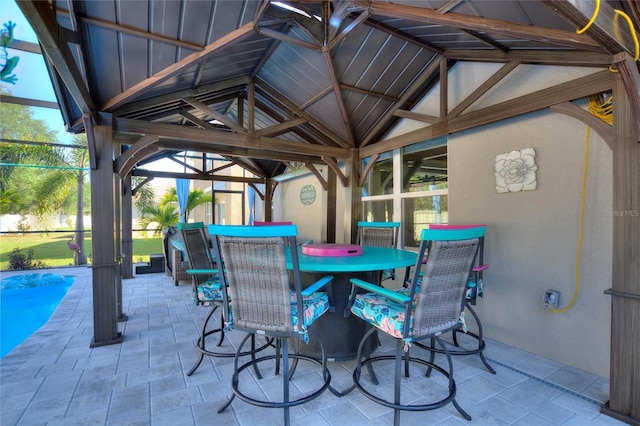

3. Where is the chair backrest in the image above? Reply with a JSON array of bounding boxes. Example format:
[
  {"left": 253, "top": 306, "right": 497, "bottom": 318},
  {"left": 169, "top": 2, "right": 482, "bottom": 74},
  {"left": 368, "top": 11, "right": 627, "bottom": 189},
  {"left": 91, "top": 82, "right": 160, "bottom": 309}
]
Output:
[
  {"left": 406, "top": 226, "right": 485, "bottom": 339},
  {"left": 177, "top": 222, "right": 205, "bottom": 230},
  {"left": 180, "top": 226, "right": 215, "bottom": 288},
  {"left": 209, "top": 224, "right": 302, "bottom": 337},
  {"left": 427, "top": 224, "right": 486, "bottom": 266},
  {"left": 357, "top": 221, "right": 400, "bottom": 248}
]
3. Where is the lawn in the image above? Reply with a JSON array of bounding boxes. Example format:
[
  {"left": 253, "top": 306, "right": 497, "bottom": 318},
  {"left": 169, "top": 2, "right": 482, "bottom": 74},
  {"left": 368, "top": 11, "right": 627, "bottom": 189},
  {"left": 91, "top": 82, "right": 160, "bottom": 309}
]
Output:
[{"left": 0, "top": 232, "right": 163, "bottom": 271}]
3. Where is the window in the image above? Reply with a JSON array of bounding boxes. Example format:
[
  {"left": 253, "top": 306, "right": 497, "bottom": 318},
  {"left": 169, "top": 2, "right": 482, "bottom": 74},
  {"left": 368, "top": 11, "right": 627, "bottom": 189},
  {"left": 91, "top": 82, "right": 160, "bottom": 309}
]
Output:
[
  {"left": 362, "top": 138, "right": 448, "bottom": 249},
  {"left": 362, "top": 152, "right": 393, "bottom": 196}
]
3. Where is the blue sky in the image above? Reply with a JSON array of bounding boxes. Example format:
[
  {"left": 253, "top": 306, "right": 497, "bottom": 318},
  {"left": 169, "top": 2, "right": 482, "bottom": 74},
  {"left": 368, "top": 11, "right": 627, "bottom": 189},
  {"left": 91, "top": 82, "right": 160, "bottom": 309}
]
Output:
[{"left": 2, "top": 1, "right": 73, "bottom": 143}]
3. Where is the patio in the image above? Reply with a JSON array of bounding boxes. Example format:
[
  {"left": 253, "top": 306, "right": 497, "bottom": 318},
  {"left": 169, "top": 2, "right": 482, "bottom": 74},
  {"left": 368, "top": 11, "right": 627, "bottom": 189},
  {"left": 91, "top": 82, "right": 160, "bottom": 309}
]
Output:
[{"left": 0, "top": 267, "right": 623, "bottom": 425}]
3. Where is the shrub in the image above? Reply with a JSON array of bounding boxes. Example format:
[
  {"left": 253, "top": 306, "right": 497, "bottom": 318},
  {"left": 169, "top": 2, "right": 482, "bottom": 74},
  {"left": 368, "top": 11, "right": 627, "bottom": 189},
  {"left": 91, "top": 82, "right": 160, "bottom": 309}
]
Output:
[{"left": 8, "top": 247, "right": 47, "bottom": 270}]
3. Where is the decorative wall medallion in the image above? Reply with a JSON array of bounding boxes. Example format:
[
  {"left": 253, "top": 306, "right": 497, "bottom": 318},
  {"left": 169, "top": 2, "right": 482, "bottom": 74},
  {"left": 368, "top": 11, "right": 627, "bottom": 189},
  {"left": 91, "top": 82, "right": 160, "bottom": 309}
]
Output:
[
  {"left": 300, "top": 184, "right": 316, "bottom": 205},
  {"left": 495, "top": 148, "right": 537, "bottom": 193}
]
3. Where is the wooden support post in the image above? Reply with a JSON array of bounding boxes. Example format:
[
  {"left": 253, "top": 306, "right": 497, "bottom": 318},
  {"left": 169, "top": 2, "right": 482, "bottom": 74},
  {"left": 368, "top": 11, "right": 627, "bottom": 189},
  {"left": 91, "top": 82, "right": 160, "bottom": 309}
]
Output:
[
  {"left": 602, "top": 70, "right": 640, "bottom": 425},
  {"left": 344, "top": 149, "right": 361, "bottom": 244},
  {"left": 89, "top": 112, "right": 122, "bottom": 347},
  {"left": 121, "top": 175, "right": 134, "bottom": 279},
  {"left": 264, "top": 178, "right": 273, "bottom": 222}
]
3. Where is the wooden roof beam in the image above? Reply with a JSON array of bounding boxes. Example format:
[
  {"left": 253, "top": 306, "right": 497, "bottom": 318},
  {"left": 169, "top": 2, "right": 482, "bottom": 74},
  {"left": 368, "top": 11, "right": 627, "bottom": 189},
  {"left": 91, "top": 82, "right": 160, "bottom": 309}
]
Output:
[{"left": 362, "top": 0, "right": 603, "bottom": 51}]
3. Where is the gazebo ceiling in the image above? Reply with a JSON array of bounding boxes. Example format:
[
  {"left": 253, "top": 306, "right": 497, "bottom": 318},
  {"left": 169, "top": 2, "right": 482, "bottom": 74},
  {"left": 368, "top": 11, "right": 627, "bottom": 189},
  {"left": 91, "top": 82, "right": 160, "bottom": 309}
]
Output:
[{"left": 18, "top": 0, "right": 640, "bottom": 179}]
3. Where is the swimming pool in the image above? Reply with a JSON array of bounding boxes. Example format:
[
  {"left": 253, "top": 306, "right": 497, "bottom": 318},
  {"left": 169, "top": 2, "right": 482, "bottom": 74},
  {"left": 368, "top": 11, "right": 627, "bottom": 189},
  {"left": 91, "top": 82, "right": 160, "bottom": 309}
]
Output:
[{"left": 0, "top": 273, "right": 74, "bottom": 358}]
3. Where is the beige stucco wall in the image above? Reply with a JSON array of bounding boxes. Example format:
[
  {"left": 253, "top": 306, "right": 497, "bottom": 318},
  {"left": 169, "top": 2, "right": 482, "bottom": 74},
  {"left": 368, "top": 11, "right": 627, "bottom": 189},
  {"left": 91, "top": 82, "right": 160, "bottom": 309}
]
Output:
[
  {"left": 272, "top": 168, "right": 329, "bottom": 245},
  {"left": 274, "top": 64, "right": 614, "bottom": 378},
  {"left": 449, "top": 109, "right": 613, "bottom": 377}
]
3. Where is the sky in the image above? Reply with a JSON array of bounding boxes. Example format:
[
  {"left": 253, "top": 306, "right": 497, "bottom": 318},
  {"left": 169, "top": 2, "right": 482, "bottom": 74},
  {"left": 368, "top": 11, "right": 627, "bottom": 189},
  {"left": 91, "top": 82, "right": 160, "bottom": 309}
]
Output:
[
  {"left": 1, "top": 1, "right": 187, "bottom": 176},
  {"left": 1, "top": 1, "right": 73, "bottom": 144}
]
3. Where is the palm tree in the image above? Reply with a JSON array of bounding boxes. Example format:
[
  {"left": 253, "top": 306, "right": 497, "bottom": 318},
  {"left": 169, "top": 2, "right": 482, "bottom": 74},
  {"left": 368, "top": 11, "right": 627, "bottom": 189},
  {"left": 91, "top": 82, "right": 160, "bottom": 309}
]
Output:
[
  {"left": 137, "top": 204, "right": 180, "bottom": 237},
  {"left": 159, "top": 187, "right": 212, "bottom": 222}
]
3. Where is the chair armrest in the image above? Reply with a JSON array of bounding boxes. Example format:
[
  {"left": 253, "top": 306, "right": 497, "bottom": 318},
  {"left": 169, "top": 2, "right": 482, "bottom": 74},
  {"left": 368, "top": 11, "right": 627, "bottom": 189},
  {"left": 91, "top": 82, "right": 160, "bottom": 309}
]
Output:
[
  {"left": 186, "top": 268, "right": 219, "bottom": 275},
  {"left": 301, "top": 275, "right": 333, "bottom": 296},
  {"left": 301, "top": 275, "right": 335, "bottom": 312},
  {"left": 473, "top": 264, "right": 489, "bottom": 272},
  {"left": 350, "top": 278, "right": 411, "bottom": 304}
]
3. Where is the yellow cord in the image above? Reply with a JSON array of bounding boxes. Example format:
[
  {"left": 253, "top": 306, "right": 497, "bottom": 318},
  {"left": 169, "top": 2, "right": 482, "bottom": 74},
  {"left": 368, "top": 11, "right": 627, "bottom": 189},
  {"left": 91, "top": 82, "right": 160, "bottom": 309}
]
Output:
[
  {"left": 576, "top": 0, "right": 600, "bottom": 34},
  {"left": 609, "top": 9, "right": 639, "bottom": 71},
  {"left": 614, "top": 9, "right": 640, "bottom": 61},
  {"left": 574, "top": 0, "right": 639, "bottom": 72},
  {"left": 549, "top": 126, "right": 589, "bottom": 313},
  {"left": 548, "top": 95, "right": 611, "bottom": 312}
]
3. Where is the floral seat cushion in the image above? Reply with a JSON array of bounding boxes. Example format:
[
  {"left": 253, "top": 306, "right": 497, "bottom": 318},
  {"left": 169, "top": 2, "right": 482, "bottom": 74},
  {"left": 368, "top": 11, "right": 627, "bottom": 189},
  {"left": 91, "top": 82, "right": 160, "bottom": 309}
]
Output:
[
  {"left": 351, "top": 287, "right": 461, "bottom": 340},
  {"left": 350, "top": 289, "right": 409, "bottom": 339},
  {"left": 196, "top": 277, "right": 223, "bottom": 303},
  {"left": 290, "top": 291, "right": 330, "bottom": 333}
]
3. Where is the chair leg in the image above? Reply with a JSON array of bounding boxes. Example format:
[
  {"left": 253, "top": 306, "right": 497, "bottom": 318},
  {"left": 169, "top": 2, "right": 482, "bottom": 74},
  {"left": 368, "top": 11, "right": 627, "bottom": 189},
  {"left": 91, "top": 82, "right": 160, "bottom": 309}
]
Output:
[
  {"left": 436, "top": 336, "right": 471, "bottom": 421},
  {"left": 281, "top": 338, "right": 291, "bottom": 426},
  {"left": 393, "top": 340, "right": 403, "bottom": 426},
  {"left": 187, "top": 305, "right": 218, "bottom": 376}
]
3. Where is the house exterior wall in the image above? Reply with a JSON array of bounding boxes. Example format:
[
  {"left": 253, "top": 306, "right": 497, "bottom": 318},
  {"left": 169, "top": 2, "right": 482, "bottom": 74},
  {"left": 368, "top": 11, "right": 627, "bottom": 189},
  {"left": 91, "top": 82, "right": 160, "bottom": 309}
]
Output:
[
  {"left": 449, "top": 110, "right": 613, "bottom": 378},
  {"left": 272, "top": 167, "right": 329, "bottom": 245},
  {"left": 274, "top": 63, "right": 613, "bottom": 377}
]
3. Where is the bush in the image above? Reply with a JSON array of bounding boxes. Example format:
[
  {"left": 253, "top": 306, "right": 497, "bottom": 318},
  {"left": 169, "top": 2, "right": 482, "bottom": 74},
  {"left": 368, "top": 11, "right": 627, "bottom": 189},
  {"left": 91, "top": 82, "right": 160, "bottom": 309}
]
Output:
[{"left": 8, "top": 247, "right": 47, "bottom": 270}]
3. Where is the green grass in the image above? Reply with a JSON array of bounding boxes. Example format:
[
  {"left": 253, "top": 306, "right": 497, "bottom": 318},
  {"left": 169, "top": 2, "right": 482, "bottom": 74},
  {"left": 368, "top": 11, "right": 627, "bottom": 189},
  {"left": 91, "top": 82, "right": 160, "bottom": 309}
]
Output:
[{"left": 0, "top": 233, "right": 163, "bottom": 271}]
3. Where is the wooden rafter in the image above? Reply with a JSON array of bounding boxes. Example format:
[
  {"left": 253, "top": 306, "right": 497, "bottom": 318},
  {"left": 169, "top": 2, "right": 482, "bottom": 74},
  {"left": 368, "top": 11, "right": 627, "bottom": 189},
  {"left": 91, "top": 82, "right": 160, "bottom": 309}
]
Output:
[
  {"left": 361, "top": 56, "right": 442, "bottom": 147},
  {"left": 321, "top": 46, "right": 355, "bottom": 147},
  {"left": 361, "top": 69, "right": 613, "bottom": 158},
  {"left": 444, "top": 49, "right": 612, "bottom": 66},
  {"left": 448, "top": 60, "right": 521, "bottom": 118},
  {"left": 256, "top": 82, "right": 351, "bottom": 148},
  {"left": 393, "top": 110, "right": 439, "bottom": 124},
  {"left": 112, "top": 77, "right": 249, "bottom": 116},
  {"left": 100, "top": 22, "right": 255, "bottom": 111},
  {"left": 183, "top": 97, "right": 246, "bottom": 133},
  {"left": 362, "top": 0, "right": 603, "bottom": 51},
  {"left": 113, "top": 118, "right": 349, "bottom": 159},
  {"left": 17, "top": 0, "right": 95, "bottom": 115}
]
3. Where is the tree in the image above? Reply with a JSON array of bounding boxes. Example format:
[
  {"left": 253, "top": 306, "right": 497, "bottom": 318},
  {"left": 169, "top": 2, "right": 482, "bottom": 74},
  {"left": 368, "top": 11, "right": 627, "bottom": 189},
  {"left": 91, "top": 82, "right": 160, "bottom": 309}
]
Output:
[
  {"left": 1, "top": 90, "right": 61, "bottom": 214},
  {"left": 32, "top": 136, "right": 89, "bottom": 265},
  {"left": 1, "top": 90, "right": 90, "bottom": 265},
  {"left": 159, "top": 187, "right": 212, "bottom": 222},
  {"left": 138, "top": 204, "right": 179, "bottom": 237}
]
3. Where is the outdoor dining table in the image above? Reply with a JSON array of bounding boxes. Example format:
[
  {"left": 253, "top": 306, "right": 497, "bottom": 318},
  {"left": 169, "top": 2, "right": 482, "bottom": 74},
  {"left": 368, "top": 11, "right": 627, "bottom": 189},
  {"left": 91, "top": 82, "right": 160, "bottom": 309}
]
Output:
[{"left": 285, "top": 244, "right": 417, "bottom": 361}]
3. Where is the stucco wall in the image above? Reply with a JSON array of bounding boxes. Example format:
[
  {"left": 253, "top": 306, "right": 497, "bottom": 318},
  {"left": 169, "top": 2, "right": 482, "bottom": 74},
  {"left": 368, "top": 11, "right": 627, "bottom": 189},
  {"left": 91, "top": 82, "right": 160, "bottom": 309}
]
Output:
[
  {"left": 449, "top": 109, "right": 613, "bottom": 377},
  {"left": 273, "top": 64, "right": 614, "bottom": 378},
  {"left": 272, "top": 170, "right": 328, "bottom": 245}
]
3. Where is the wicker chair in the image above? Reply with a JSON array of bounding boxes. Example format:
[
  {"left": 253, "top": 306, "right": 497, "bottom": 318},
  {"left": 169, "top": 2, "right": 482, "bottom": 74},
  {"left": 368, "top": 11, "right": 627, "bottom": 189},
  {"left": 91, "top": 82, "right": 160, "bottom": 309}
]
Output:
[
  {"left": 345, "top": 226, "right": 485, "bottom": 424},
  {"left": 170, "top": 241, "right": 190, "bottom": 286},
  {"left": 179, "top": 223, "right": 271, "bottom": 377},
  {"left": 211, "top": 224, "right": 334, "bottom": 426},
  {"left": 357, "top": 221, "right": 400, "bottom": 280}
]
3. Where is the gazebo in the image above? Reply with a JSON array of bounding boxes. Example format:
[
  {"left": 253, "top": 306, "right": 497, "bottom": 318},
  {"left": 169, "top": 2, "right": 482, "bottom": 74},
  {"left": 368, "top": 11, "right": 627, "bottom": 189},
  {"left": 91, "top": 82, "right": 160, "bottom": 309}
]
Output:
[{"left": 16, "top": 1, "right": 639, "bottom": 423}]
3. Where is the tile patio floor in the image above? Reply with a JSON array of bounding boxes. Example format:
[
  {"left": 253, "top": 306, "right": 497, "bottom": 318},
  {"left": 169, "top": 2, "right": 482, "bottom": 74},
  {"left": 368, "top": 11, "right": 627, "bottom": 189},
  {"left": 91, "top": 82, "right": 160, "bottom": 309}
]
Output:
[{"left": 0, "top": 267, "right": 626, "bottom": 425}]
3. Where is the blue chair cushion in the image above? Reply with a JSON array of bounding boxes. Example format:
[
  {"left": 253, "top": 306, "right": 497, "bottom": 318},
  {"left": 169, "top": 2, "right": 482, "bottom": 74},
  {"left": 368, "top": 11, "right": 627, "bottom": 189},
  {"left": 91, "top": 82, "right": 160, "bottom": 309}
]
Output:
[{"left": 171, "top": 240, "right": 188, "bottom": 261}]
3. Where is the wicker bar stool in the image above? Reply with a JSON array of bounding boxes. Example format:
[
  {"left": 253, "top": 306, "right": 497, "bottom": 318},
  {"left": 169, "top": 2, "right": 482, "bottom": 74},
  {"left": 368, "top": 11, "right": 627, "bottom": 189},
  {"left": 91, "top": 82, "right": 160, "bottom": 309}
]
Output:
[
  {"left": 211, "top": 224, "right": 334, "bottom": 426},
  {"left": 345, "top": 226, "right": 486, "bottom": 424}
]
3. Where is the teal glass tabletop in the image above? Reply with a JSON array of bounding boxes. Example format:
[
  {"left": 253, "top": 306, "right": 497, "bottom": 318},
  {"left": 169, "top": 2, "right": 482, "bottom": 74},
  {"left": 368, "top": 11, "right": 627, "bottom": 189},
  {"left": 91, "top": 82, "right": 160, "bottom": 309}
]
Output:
[{"left": 287, "top": 246, "right": 417, "bottom": 273}]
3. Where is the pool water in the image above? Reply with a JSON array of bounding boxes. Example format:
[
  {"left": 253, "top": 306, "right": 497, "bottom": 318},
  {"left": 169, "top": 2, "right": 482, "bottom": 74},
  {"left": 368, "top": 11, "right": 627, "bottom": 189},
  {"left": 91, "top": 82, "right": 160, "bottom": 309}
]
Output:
[{"left": 1, "top": 273, "right": 74, "bottom": 358}]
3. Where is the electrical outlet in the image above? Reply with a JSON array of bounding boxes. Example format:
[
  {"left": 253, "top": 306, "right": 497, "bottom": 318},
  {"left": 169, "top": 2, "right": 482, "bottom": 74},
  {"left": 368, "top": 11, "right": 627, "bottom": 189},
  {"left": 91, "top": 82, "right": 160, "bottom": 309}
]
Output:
[{"left": 543, "top": 290, "right": 560, "bottom": 308}]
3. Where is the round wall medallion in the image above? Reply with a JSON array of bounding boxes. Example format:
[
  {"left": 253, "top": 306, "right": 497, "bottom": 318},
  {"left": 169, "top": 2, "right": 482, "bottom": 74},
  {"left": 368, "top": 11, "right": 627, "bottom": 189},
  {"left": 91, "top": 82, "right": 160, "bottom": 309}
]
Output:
[{"left": 299, "top": 184, "right": 316, "bottom": 205}]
